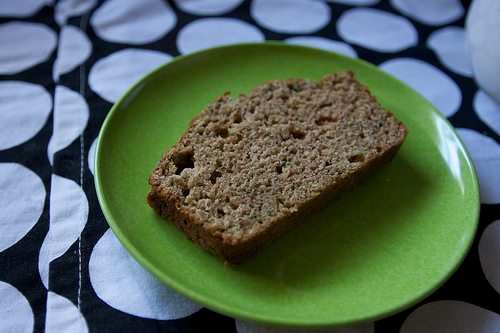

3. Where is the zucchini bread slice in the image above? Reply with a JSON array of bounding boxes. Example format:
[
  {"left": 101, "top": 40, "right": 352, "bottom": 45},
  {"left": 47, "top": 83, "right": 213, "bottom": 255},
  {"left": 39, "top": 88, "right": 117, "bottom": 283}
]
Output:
[{"left": 147, "top": 71, "right": 408, "bottom": 264}]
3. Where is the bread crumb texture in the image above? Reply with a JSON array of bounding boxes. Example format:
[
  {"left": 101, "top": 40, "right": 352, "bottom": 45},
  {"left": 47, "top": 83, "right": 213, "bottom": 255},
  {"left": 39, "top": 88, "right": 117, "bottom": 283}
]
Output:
[{"left": 147, "top": 71, "right": 408, "bottom": 264}]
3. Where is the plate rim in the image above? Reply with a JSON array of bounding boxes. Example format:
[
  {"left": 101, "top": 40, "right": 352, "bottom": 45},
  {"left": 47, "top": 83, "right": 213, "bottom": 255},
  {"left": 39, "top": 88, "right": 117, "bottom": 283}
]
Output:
[{"left": 94, "top": 41, "right": 480, "bottom": 328}]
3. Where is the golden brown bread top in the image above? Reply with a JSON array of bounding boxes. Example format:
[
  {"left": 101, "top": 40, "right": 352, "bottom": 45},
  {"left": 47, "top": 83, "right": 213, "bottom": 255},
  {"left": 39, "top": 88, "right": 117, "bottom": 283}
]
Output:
[{"left": 148, "top": 71, "right": 408, "bottom": 244}]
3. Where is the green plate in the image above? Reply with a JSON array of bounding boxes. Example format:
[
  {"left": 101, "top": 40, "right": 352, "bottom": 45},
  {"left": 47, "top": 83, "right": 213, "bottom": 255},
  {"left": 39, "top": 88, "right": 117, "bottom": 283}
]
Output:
[{"left": 94, "top": 42, "right": 479, "bottom": 328}]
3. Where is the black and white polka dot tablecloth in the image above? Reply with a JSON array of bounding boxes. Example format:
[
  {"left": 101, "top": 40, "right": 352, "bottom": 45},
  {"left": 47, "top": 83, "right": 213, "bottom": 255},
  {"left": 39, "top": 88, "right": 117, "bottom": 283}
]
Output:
[{"left": 1, "top": 0, "right": 499, "bottom": 332}]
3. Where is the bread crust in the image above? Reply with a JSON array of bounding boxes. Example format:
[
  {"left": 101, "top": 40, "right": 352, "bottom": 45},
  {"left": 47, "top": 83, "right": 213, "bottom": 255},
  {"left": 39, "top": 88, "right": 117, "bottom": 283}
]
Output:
[{"left": 147, "top": 71, "right": 408, "bottom": 264}]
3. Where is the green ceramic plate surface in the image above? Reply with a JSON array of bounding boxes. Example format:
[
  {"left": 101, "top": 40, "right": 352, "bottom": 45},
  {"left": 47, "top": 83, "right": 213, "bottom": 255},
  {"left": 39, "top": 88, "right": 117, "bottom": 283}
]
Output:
[{"left": 94, "top": 42, "right": 479, "bottom": 328}]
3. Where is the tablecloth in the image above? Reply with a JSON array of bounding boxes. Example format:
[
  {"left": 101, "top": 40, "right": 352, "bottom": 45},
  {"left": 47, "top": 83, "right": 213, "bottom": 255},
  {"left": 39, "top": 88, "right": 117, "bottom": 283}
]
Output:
[{"left": 1, "top": 0, "right": 500, "bottom": 332}]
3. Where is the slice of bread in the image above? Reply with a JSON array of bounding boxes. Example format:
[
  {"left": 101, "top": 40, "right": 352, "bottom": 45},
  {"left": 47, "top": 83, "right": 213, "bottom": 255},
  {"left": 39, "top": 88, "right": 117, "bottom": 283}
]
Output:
[{"left": 147, "top": 71, "right": 408, "bottom": 264}]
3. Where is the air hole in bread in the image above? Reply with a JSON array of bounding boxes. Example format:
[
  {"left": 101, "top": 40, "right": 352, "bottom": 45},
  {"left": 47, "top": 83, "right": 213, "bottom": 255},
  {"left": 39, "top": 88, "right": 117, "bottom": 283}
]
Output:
[
  {"left": 349, "top": 153, "right": 365, "bottom": 163},
  {"left": 211, "top": 169, "right": 222, "bottom": 184},
  {"left": 172, "top": 149, "right": 194, "bottom": 175},
  {"left": 231, "top": 113, "right": 243, "bottom": 124},
  {"left": 276, "top": 165, "right": 283, "bottom": 174},
  {"left": 290, "top": 128, "right": 305, "bottom": 140},
  {"left": 217, "top": 209, "right": 225, "bottom": 217},
  {"left": 183, "top": 189, "right": 190, "bottom": 197},
  {"left": 214, "top": 125, "right": 229, "bottom": 138}
]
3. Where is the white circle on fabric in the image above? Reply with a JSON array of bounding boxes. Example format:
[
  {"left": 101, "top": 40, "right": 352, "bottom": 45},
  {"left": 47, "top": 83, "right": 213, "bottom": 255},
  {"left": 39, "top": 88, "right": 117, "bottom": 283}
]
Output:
[
  {"left": 0, "top": 21, "right": 57, "bottom": 75},
  {"left": 0, "top": 0, "right": 50, "bottom": 18},
  {"left": 55, "top": 0, "right": 98, "bottom": 26},
  {"left": 38, "top": 232, "right": 50, "bottom": 289},
  {"left": 456, "top": 128, "right": 500, "bottom": 204},
  {"left": 0, "top": 281, "right": 34, "bottom": 333},
  {"left": 235, "top": 319, "right": 375, "bottom": 333},
  {"left": 89, "top": 228, "right": 202, "bottom": 320},
  {"left": 174, "top": 0, "right": 245, "bottom": 15},
  {"left": 473, "top": 90, "right": 500, "bottom": 136},
  {"left": 176, "top": 18, "right": 265, "bottom": 54},
  {"left": 479, "top": 219, "right": 500, "bottom": 294},
  {"left": 90, "top": 0, "right": 176, "bottom": 45},
  {"left": 427, "top": 26, "right": 473, "bottom": 78},
  {"left": 0, "top": 163, "right": 45, "bottom": 252},
  {"left": 38, "top": 175, "right": 90, "bottom": 290},
  {"left": 326, "top": 0, "right": 380, "bottom": 5},
  {"left": 466, "top": 0, "right": 500, "bottom": 105},
  {"left": 250, "top": 0, "right": 331, "bottom": 34},
  {"left": 47, "top": 85, "right": 90, "bottom": 166},
  {"left": 53, "top": 25, "right": 92, "bottom": 82},
  {"left": 46, "top": 174, "right": 89, "bottom": 262},
  {"left": 45, "top": 292, "right": 89, "bottom": 332},
  {"left": 390, "top": 0, "right": 464, "bottom": 26},
  {"left": 336, "top": 8, "right": 417, "bottom": 53},
  {"left": 284, "top": 36, "right": 358, "bottom": 58},
  {"left": 400, "top": 300, "right": 500, "bottom": 332},
  {"left": 88, "top": 137, "right": 97, "bottom": 175},
  {"left": 0, "top": 81, "right": 52, "bottom": 150},
  {"left": 88, "top": 48, "right": 173, "bottom": 103},
  {"left": 379, "top": 58, "right": 461, "bottom": 118}
]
